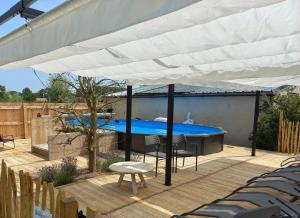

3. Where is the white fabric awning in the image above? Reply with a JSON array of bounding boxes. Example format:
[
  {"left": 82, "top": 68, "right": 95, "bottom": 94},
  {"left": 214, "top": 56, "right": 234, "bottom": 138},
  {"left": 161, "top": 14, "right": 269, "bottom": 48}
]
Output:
[{"left": 0, "top": 0, "right": 300, "bottom": 87}]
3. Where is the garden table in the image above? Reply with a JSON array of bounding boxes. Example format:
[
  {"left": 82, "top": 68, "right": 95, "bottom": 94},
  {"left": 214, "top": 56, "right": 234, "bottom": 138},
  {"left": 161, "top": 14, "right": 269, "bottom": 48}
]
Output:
[{"left": 109, "top": 161, "right": 154, "bottom": 194}]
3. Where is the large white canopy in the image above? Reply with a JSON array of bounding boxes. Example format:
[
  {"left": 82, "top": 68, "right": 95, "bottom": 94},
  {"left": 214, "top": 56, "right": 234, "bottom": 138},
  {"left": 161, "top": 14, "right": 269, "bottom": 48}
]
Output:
[{"left": 0, "top": 0, "right": 299, "bottom": 87}]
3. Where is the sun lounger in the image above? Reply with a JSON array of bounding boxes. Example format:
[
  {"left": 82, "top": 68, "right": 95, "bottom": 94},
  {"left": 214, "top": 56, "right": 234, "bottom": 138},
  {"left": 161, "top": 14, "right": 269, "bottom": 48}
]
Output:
[
  {"left": 175, "top": 203, "right": 281, "bottom": 218},
  {"left": 248, "top": 171, "right": 300, "bottom": 184},
  {"left": 233, "top": 206, "right": 280, "bottom": 218},
  {"left": 281, "top": 157, "right": 300, "bottom": 167},
  {"left": 246, "top": 180, "right": 300, "bottom": 200},
  {"left": 176, "top": 163, "right": 300, "bottom": 217},
  {"left": 245, "top": 156, "right": 300, "bottom": 184},
  {"left": 225, "top": 192, "right": 300, "bottom": 217},
  {"left": 247, "top": 166, "right": 300, "bottom": 183},
  {"left": 179, "top": 204, "right": 246, "bottom": 218}
]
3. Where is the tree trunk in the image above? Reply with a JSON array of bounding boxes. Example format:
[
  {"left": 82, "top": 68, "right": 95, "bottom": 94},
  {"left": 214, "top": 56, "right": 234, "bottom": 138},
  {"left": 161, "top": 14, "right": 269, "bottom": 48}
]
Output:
[
  {"left": 88, "top": 149, "right": 97, "bottom": 172},
  {"left": 88, "top": 101, "right": 98, "bottom": 173}
]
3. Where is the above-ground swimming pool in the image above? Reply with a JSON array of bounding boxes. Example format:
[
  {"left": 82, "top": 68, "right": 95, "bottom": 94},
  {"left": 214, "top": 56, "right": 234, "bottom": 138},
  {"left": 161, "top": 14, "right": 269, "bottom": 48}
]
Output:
[
  {"left": 94, "top": 119, "right": 225, "bottom": 136},
  {"left": 69, "top": 119, "right": 226, "bottom": 155}
]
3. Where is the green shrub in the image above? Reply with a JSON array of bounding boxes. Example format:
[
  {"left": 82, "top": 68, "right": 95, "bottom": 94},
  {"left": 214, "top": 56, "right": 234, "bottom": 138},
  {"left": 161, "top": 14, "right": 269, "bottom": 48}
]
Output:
[
  {"left": 38, "top": 165, "right": 59, "bottom": 183},
  {"left": 54, "top": 171, "right": 74, "bottom": 186},
  {"left": 255, "top": 88, "right": 300, "bottom": 150},
  {"left": 98, "top": 153, "right": 124, "bottom": 172},
  {"left": 38, "top": 156, "right": 78, "bottom": 186},
  {"left": 96, "top": 152, "right": 141, "bottom": 172},
  {"left": 96, "top": 158, "right": 102, "bottom": 171},
  {"left": 61, "top": 156, "right": 77, "bottom": 176}
]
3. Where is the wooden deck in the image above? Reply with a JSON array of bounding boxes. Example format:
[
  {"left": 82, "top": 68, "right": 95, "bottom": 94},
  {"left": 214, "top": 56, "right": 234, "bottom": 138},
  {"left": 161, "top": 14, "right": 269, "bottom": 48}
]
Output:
[{"left": 0, "top": 139, "right": 291, "bottom": 217}]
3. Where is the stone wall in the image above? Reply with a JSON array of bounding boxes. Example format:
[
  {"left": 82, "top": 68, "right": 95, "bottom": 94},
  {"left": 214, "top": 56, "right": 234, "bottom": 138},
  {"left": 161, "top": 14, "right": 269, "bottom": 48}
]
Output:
[{"left": 47, "top": 131, "right": 118, "bottom": 160}]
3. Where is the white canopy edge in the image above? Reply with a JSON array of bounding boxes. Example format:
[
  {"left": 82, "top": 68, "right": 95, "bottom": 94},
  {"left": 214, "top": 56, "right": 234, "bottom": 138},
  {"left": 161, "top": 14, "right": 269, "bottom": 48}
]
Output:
[{"left": 0, "top": 0, "right": 300, "bottom": 87}]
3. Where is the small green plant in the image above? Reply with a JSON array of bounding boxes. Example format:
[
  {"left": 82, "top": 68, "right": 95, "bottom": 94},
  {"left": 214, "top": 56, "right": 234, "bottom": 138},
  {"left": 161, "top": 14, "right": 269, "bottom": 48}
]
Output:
[
  {"left": 96, "top": 158, "right": 102, "bottom": 171},
  {"left": 61, "top": 156, "right": 77, "bottom": 176},
  {"left": 54, "top": 171, "right": 74, "bottom": 186},
  {"left": 96, "top": 152, "right": 141, "bottom": 172},
  {"left": 38, "top": 156, "right": 78, "bottom": 186},
  {"left": 98, "top": 153, "right": 124, "bottom": 172},
  {"left": 38, "top": 165, "right": 59, "bottom": 183}
]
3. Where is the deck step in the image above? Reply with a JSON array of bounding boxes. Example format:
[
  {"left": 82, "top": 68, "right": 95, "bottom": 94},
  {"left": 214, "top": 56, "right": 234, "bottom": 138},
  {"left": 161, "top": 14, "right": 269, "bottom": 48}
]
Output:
[{"left": 32, "top": 144, "right": 49, "bottom": 159}]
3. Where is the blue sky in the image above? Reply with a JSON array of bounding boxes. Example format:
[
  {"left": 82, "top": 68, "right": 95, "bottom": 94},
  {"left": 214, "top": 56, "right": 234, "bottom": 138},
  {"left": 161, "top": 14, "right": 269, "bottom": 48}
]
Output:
[{"left": 0, "top": 0, "right": 65, "bottom": 92}]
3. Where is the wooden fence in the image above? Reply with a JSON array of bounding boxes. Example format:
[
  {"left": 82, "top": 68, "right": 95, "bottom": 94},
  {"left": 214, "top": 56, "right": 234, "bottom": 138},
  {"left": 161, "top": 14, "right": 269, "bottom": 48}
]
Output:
[
  {"left": 277, "top": 111, "right": 300, "bottom": 154},
  {"left": 0, "top": 103, "right": 88, "bottom": 139},
  {"left": 0, "top": 160, "right": 102, "bottom": 218}
]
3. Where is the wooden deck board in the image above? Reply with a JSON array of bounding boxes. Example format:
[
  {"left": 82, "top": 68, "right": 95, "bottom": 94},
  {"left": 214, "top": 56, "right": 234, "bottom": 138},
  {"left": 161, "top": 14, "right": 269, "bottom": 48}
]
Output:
[{"left": 0, "top": 139, "right": 293, "bottom": 217}]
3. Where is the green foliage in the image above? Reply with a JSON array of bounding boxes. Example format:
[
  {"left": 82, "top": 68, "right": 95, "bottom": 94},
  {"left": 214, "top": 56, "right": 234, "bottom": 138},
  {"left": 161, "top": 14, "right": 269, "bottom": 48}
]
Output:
[
  {"left": 38, "top": 156, "right": 78, "bottom": 186},
  {"left": 0, "top": 85, "right": 5, "bottom": 100},
  {"left": 96, "top": 153, "right": 140, "bottom": 172},
  {"left": 256, "top": 88, "right": 300, "bottom": 150},
  {"left": 37, "top": 88, "right": 48, "bottom": 98},
  {"left": 60, "top": 156, "right": 78, "bottom": 176},
  {"left": 0, "top": 74, "right": 124, "bottom": 103},
  {"left": 22, "top": 87, "right": 36, "bottom": 102},
  {"left": 54, "top": 171, "right": 74, "bottom": 186},
  {"left": 5, "top": 91, "right": 22, "bottom": 102},
  {"left": 0, "top": 85, "right": 22, "bottom": 102},
  {"left": 97, "top": 153, "right": 124, "bottom": 172},
  {"left": 45, "top": 75, "right": 75, "bottom": 103}
]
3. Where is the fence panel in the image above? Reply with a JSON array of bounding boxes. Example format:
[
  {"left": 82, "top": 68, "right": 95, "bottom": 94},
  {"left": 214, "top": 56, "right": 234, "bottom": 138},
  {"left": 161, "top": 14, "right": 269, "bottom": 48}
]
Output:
[
  {"left": 0, "top": 160, "right": 82, "bottom": 218},
  {"left": 0, "top": 103, "right": 88, "bottom": 139},
  {"left": 278, "top": 111, "right": 300, "bottom": 155}
]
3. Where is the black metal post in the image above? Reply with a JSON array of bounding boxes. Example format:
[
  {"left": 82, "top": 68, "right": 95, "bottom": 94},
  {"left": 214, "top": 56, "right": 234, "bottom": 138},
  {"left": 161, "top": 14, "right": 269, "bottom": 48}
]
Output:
[
  {"left": 125, "top": 85, "right": 132, "bottom": 161},
  {"left": 165, "top": 84, "right": 174, "bottom": 186},
  {"left": 251, "top": 91, "right": 260, "bottom": 156}
]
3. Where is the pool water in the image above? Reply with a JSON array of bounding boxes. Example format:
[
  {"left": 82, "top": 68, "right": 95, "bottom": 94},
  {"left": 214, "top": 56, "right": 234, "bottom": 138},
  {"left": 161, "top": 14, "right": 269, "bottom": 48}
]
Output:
[{"left": 69, "top": 119, "right": 225, "bottom": 136}]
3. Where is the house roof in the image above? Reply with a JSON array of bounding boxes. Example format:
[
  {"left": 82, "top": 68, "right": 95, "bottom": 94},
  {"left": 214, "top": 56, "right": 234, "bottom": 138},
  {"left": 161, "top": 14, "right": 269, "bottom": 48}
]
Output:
[{"left": 113, "top": 84, "right": 278, "bottom": 97}]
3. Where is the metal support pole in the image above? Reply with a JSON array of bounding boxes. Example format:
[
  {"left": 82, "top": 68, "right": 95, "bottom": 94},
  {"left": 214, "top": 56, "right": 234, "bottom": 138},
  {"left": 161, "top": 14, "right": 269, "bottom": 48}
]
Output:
[
  {"left": 251, "top": 91, "right": 260, "bottom": 156},
  {"left": 165, "top": 84, "right": 174, "bottom": 186},
  {"left": 125, "top": 85, "right": 132, "bottom": 161}
]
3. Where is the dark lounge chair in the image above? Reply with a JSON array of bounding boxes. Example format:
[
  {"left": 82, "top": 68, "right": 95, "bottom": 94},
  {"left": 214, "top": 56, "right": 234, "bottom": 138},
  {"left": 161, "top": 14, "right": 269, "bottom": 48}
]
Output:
[
  {"left": 175, "top": 204, "right": 280, "bottom": 218},
  {"left": 248, "top": 171, "right": 300, "bottom": 184},
  {"left": 281, "top": 156, "right": 300, "bottom": 167},
  {"left": 247, "top": 156, "right": 300, "bottom": 183},
  {"left": 176, "top": 157, "right": 300, "bottom": 218},
  {"left": 245, "top": 180, "right": 300, "bottom": 200},
  {"left": 0, "top": 134, "right": 15, "bottom": 148},
  {"left": 225, "top": 192, "right": 300, "bottom": 217}
]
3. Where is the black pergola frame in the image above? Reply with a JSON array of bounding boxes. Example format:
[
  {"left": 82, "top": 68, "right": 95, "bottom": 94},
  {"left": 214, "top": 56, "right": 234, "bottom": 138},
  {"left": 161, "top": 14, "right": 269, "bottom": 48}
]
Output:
[
  {"left": 0, "top": 0, "right": 43, "bottom": 25},
  {"left": 0, "top": 0, "right": 261, "bottom": 185},
  {"left": 124, "top": 84, "right": 260, "bottom": 186}
]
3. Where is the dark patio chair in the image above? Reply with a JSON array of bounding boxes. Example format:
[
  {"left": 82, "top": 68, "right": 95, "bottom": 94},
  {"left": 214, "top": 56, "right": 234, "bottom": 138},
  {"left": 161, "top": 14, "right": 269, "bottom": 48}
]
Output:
[
  {"left": 144, "top": 135, "right": 165, "bottom": 176},
  {"left": 144, "top": 135, "right": 199, "bottom": 175},
  {"left": 0, "top": 135, "right": 15, "bottom": 148},
  {"left": 172, "top": 134, "right": 194, "bottom": 172}
]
